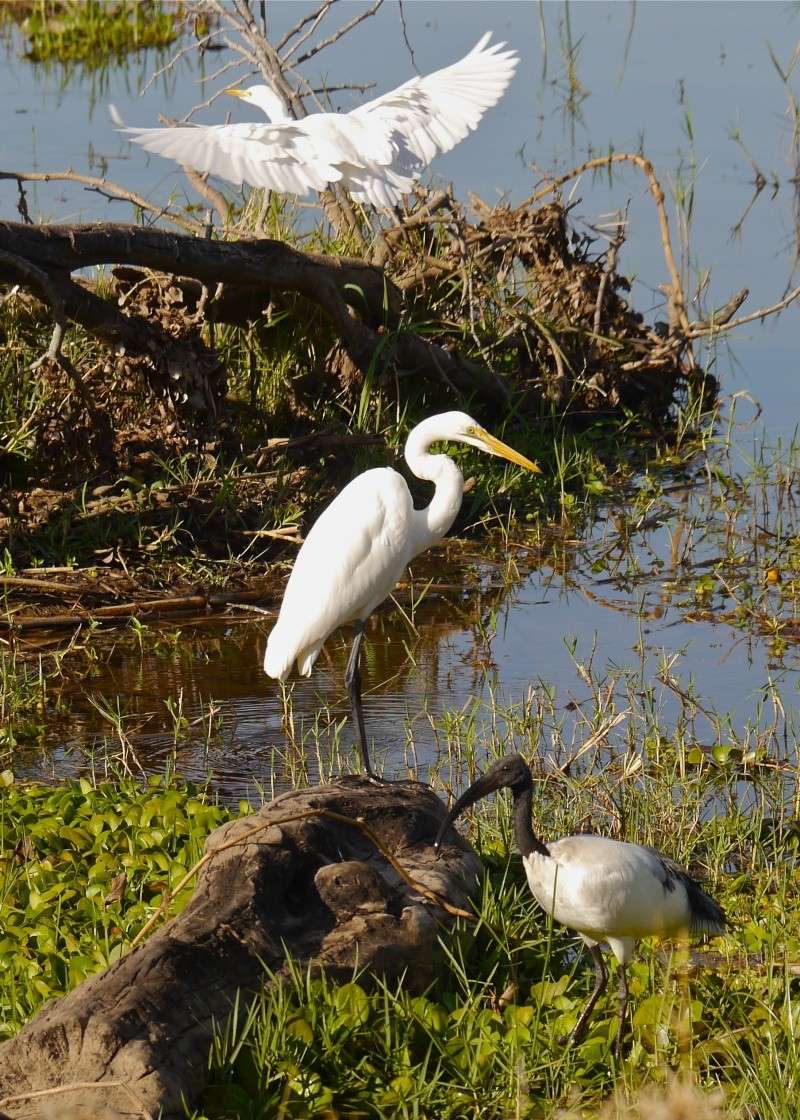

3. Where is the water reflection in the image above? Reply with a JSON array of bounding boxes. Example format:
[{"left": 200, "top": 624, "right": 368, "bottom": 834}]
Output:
[{"left": 12, "top": 436, "right": 797, "bottom": 803}]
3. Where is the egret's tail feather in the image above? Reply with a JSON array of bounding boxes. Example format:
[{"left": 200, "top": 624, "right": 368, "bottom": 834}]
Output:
[
  {"left": 263, "top": 629, "right": 323, "bottom": 680},
  {"left": 296, "top": 641, "right": 323, "bottom": 678},
  {"left": 263, "top": 628, "right": 295, "bottom": 681}
]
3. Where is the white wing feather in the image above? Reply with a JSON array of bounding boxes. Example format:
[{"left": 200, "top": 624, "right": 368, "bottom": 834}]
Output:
[
  {"left": 118, "top": 121, "right": 335, "bottom": 193},
  {"left": 264, "top": 468, "right": 414, "bottom": 680},
  {"left": 352, "top": 32, "right": 519, "bottom": 169},
  {"left": 119, "top": 34, "right": 517, "bottom": 204}
]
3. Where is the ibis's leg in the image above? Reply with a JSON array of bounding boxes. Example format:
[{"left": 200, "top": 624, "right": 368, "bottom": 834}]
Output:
[
  {"left": 560, "top": 944, "right": 607, "bottom": 1047},
  {"left": 613, "top": 964, "right": 629, "bottom": 1060},
  {"left": 345, "top": 621, "right": 375, "bottom": 778}
]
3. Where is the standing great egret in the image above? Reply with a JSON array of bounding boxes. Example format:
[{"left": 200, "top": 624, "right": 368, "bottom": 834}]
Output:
[
  {"left": 264, "top": 414, "right": 540, "bottom": 777},
  {"left": 435, "top": 754, "right": 726, "bottom": 1057},
  {"left": 117, "top": 33, "right": 518, "bottom": 206}
]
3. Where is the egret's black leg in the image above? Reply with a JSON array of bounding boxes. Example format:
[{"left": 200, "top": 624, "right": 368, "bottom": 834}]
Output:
[
  {"left": 345, "top": 621, "right": 375, "bottom": 778},
  {"left": 613, "top": 964, "right": 629, "bottom": 1060},
  {"left": 559, "top": 944, "right": 607, "bottom": 1047}
]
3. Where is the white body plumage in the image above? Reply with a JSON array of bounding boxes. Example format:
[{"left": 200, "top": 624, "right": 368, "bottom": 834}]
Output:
[
  {"left": 264, "top": 466, "right": 416, "bottom": 680},
  {"left": 523, "top": 835, "right": 723, "bottom": 965},
  {"left": 264, "top": 411, "right": 539, "bottom": 682},
  {"left": 117, "top": 33, "right": 518, "bottom": 207}
]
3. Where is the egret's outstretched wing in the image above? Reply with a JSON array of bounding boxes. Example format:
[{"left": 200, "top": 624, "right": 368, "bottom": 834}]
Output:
[
  {"left": 119, "top": 33, "right": 517, "bottom": 205},
  {"left": 264, "top": 468, "right": 413, "bottom": 680},
  {"left": 118, "top": 121, "right": 337, "bottom": 194},
  {"left": 352, "top": 32, "right": 519, "bottom": 169}
]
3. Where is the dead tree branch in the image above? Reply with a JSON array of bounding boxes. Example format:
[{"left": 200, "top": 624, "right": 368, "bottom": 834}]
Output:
[
  {"left": 0, "top": 220, "right": 510, "bottom": 406},
  {"left": 527, "top": 153, "right": 692, "bottom": 336},
  {"left": 0, "top": 170, "right": 204, "bottom": 235}
]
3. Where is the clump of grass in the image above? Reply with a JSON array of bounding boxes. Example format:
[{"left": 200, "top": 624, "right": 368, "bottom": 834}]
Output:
[{"left": 10, "top": 0, "right": 186, "bottom": 64}]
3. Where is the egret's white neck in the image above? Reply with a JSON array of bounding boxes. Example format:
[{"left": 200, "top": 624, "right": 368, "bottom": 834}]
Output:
[
  {"left": 404, "top": 417, "right": 465, "bottom": 553},
  {"left": 250, "top": 87, "right": 292, "bottom": 123}
]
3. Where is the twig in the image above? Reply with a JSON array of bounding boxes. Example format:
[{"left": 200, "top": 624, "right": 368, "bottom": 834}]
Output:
[
  {"left": 397, "top": 0, "right": 419, "bottom": 73},
  {"left": 687, "top": 286, "right": 800, "bottom": 337},
  {"left": 242, "top": 527, "right": 304, "bottom": 543},
  {"left": 280, "top": 0, "right": 336, "bottom": 63},
  {"left": 0, "top": 170, "right": 203, "bottom": 235},
  {"left": 593, "top": 214, "right": 626, "bottom": 335},
  {"left": 526, "top": 153, "right": 691, "bottom": 335},
  {"left": 309, "top": 81, "right": 376, "bottom": 96},
  {"left": 293, "top": 0, "right": 384, "bottom": 65},
  {"left": 0, "top": 575, "right": 90, "bottom": 595},
  {"left": 276, "top": 0, "right": 334, "bottom": 53}
]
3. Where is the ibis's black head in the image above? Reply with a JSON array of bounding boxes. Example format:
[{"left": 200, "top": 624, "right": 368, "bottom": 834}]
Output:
[{"left": 434, "top": 754, "right": 533, "bottom": 854}]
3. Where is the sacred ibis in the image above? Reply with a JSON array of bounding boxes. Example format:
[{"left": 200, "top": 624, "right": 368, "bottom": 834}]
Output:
[{"left": 434, "top": 753, "right": 726, "bottom": 1057}]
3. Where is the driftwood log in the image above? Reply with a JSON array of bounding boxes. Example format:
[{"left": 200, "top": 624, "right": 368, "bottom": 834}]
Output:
[
  {"left": 0, "top": 220, "right": 508, "bottom": 408},
  {"left": 0, "top": 777, "right": 481, "bottom": 1120}
]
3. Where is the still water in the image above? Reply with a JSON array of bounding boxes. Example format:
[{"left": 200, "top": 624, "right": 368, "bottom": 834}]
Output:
[{"left": 2, "top": 3, "right": 799, "bottom": 796}]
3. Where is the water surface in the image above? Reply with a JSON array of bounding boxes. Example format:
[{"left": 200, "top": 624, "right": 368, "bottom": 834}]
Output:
[{"left": 3, "top": 2, "right": 799, "bottom": 796}]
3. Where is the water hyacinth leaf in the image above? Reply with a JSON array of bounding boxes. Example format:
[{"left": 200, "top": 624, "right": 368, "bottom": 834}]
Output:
[
  {"left": 632, "top": 993, "right": 668, "bottom": 1026},
  {"left": 409, "top": 996, "right": 448, "bottom": 1032},
  {"left": 286, "top": 1014, "right": 314, "bottom": 1045},
  {"left": 332, "top": 982, "right": 370, "bottom": 1027},
  {"left": 503, "top": 1003, "right": 535, "bottom": 1027},
  {"left": 529, "top": 974, "right": 570, "bottom": 1005}
]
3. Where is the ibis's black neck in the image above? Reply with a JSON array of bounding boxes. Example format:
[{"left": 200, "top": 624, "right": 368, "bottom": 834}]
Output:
[{"left": 512, "top": 782, "right": 549, "bottom": 858}]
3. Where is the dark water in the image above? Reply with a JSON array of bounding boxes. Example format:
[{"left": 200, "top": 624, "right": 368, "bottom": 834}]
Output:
[{"left": 3, "top": 3, "right": 800, "bottom": 796}]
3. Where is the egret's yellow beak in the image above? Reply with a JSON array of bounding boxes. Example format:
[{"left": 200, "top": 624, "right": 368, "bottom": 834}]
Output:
[
  {"left": 225, "top": 88, "right": 247, "bottom": 99},
  {"left": 477, "top": 428, "right": 542, "bottom": 474}
]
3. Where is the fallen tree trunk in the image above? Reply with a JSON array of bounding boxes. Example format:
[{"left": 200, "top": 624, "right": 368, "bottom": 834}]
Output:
[
  {"left": 0, "top": 221, "right": 509, "bottom": 409},
  {"left": 0, "top": 777, "right": 481, "bottom": 1120}
]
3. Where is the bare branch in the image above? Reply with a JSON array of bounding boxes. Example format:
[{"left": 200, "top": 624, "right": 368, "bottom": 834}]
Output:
[
  {"left": 397, "top": 0, "right": 419, "bottom": 73},
  {"left": 182, "top": 167, "right": 233, "bottom": 224},
  {"left": 309, "top": 81, "right": 376, "bottom": 96},
  {"left": 294, "top": 0, "right": 384, "bottom": 65},
  {"left": 275, "top": 0, "right": 335, "bottom": 53},
  {"left": 0, "top": 169, "right": 204, "bottom": 235},
  {"left": 593, "top": 214, "right": 626, "bottom": 335},
  {"left": 688, "top": 286, "right": 800, "bottom": 337},
  {"left": 280, "top": 0, "right": 336, "bottom": 63}
]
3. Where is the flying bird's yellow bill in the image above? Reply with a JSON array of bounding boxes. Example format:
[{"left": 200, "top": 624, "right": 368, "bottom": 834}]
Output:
[{"left": 478, "top": 429, "right": 542, "bottom": 474}]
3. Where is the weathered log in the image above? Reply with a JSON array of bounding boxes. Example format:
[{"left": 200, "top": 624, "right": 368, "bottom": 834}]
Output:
[
  {"left": 0, "top": 777, "right": 480, "bottom": 1120},
  {"left": 0, "top": 221, "right": 509, "bottom": 406}
]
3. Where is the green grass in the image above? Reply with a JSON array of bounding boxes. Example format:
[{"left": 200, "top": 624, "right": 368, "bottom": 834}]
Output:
[
  {"left": 5, "top": 1, "right": 186, "bottom": 65},
  {"left": 0, "top": 663, "right": 798, "bottom": 1116}
]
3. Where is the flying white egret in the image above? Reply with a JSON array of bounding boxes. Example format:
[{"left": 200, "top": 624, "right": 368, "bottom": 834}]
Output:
[
  {"left": 117, "top": 33, "right": 518, "bottom": 206},
  {"left": 434, "top": 754, "right": 726, "bottom": 1057},
  {"left": 263, "top": 414, "right": 540, "bottom": 777}
]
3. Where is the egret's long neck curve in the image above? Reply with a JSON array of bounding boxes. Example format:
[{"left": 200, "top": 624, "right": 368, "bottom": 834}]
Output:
[{"left": 404, "top": 418, "right": 465, "bottom": 554}]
